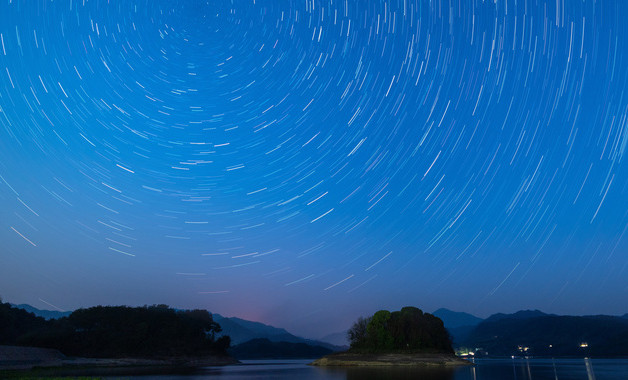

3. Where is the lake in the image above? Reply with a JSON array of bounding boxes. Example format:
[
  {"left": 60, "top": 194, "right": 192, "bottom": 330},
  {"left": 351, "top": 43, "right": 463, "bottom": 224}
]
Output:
[{"left": 113, "top": 358, "right": 628, "bottom": 379}]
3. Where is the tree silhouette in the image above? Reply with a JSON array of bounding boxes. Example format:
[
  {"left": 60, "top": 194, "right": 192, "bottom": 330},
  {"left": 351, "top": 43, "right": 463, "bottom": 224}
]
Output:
[
  {"left": 347, "top": 306, "right": 452, "bottom": 353},
  {"left": 1, "top": 301, "right": 230, "bottom": 358}
]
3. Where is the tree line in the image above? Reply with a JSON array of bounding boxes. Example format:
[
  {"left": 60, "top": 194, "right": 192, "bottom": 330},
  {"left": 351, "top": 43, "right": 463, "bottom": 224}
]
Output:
[
  {"left": 348, "top": 306, "right": 452, "bottom": 353},
  {"left": 0, "top": 300, "right": 230, "bottom": 358}
]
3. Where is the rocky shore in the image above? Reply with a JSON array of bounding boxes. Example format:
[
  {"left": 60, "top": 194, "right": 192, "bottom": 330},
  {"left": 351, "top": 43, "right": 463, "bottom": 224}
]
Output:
[{"left": 310, "top": 351, "right": 472, "bottom": 367}]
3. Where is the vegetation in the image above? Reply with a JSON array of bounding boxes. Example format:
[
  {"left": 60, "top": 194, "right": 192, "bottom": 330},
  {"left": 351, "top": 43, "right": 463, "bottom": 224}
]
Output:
[
  {"left": 0, "top": 301, "right": 49, "bottom": 344},
  {"left": 0, "top": 301, "right": 230, "bottom": 358},
  {"left": 347, "top": 307, "right": 453, "bottom": 353}
]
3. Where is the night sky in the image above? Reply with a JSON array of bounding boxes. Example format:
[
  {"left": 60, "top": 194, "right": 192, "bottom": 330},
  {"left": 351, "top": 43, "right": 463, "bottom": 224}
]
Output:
[{"left": 1, "top": 0, "right": 627, "bottom": 339}]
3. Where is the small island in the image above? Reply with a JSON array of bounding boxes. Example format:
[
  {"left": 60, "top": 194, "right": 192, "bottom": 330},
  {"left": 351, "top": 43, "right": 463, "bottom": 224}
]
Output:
[{"left": 311, "top": 307, "right": 471, "bottom": 367}]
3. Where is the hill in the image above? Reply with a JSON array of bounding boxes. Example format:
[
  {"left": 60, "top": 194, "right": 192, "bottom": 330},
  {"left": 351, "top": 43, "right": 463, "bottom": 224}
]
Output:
[
  {"left": 213, "top": 315, "right": 296, "bottom": 345},
  {"left": 432, "top": 308, "right": 483, "bottom": 345},
  {"left": 0, "top": 303, "right": 48, "bottom": 345},
  {"left": 433, "top": 308, "right": 483, "bottom": 328},
  {"left": 228, "top": 338, "right": 332, "bottom": 359},
  {"left": 11, "top": 303, "right": 342, "bottom": 352},
  {"left": 314, "top": 306, "right": 468, "bottom": 367},
  {"left": 213, "top": 314, "right": 342, "bottom": 351},
  {"left": 347, "top": 307, "right": 453, "bottom": 353},
  {"left": 462, "top": 313, "right": 628, "bottom": 357},
  {"left": 1, "top": 302, "right": 230, "bottom": 359},
  {"left": 483, "top": 309, "right": 549, "bottom": 323},
  {"left": 319, "top": 331, "right": 349, "bottom": 347},
  {"left": 10, "top": 304, "right": 71, "bottom": 320}
]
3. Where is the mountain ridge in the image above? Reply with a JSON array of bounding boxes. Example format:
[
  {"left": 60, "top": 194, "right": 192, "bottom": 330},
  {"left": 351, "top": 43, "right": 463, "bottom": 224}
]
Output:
[
  {"left": 319, "top": 331, "right": 349, "bottom": 347},
  {"left": 484, "top": 309, "right": 549, "bottom": 323},
  {"left": 461, "top": 313, "right": 628, "bottom": 357},
  {"left": 10, "top": 304, "right": 71, "bottom": 320},
  {"left": 433, "top": 308, "right": 483, "bottom": 328},
  {"left": 210, "top": 314, "right": 343, "bottom": 351},
  {"left": 11, "top": 303, "right": 627, "bottom": 357}
]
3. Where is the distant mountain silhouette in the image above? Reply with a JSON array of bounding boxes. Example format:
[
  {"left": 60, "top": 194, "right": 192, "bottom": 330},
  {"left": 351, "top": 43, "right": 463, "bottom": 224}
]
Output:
[
  {"left": 213, "top": 314, "right": 342, "bottom": 351},
  {"left": 462, "top": 312, "right": 628, "bottom": 357},
  {"left": 483, "top": 309, "right": 549, "bottom": 323},
  {"left": 319, "top": 330, "right": 349, "bottom": 347},
  {"left": 213, "top": 314, "right": 294, "bottom": 345},
  {"left": 228, "top": 338, "right": 333, "bottom": 359},
  {"left": 433, "top": 308, "right": 483, "bottom": 328},
  {"left": 10, "top": 304, "right": 71, "bottom": 320},
  {"left": 14, "top": 303, "right": 625, "bottom": 357},
  {"left": 446, "top": 326, "right": 475, "bottom": 345},
  {"left": 433, "top": 308, "right": 483, "bottom": 345}
]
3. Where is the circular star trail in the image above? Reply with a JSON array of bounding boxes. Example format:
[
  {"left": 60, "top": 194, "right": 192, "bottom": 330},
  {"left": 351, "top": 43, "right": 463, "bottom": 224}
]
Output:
[{"left": 1, "top": 0, "right": 627, "bottom": 336}]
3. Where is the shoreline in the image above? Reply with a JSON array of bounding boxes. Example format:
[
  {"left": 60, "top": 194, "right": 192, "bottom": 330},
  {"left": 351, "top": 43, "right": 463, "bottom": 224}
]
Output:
[
  {"left": 0, "top": 345, "right": 238, "bottom": 377},
  {"left": 310, "top": 351, "right": 473, "bottom": 367}
]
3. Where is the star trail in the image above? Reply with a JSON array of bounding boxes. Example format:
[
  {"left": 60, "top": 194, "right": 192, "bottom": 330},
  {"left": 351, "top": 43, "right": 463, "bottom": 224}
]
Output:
[{"left": 1, "top": 0, "right": 627, "bottom": 337}]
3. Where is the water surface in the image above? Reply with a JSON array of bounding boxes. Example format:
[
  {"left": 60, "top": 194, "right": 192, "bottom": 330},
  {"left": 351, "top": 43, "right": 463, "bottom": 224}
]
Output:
[{"left": 117, "top": 358, "right": 628, "bottom": 380}]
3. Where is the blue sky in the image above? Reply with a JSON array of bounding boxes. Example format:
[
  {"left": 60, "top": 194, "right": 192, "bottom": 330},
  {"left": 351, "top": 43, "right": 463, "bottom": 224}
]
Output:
[{"left": 1, "top": 0, "right": 627, "bottom": 338}]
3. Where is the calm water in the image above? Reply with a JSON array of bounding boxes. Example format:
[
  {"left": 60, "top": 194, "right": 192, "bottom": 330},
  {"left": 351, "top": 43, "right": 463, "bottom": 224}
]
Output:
[{"left": 116, "top": 358, "right": 628, "bottom": 380}]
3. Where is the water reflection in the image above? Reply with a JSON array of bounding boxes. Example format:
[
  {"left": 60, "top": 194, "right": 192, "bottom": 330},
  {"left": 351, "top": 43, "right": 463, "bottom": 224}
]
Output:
[
  {"left": 322, "top": 366, "right": 457, "bottom": 380},
  {"left": 111, "top": 358, "right": 628, "bottom": 380},
  {"left": 320, "top": 358, "right": 602, "bottom": 380},
  {"left": 584, "top": 358, "right": 597, "bottom": 380},
  {"left": 478, "top": 357, "right": 600, "bottom": 380}
]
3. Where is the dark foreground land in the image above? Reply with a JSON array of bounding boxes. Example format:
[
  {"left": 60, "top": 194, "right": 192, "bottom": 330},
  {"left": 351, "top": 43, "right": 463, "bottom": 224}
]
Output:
[
  {"left": 310, "top": 351, "right": 472, "bottom": 367},
  {"left": 1, "top": 303, "right": 238, "bottom": 376},
  {"left": 0, "top": 345, "right": 237, "bottom": 377}
]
